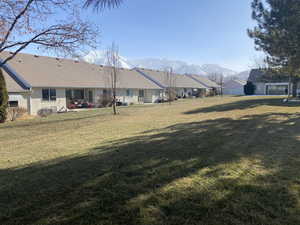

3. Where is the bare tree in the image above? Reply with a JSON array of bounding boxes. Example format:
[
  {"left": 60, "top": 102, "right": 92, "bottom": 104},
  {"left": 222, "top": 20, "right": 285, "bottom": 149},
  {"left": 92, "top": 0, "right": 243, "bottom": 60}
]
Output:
[
  {"left": 219, "top": 73, "right": 224, "bottom": 97},
  {"left": 164, "top": 67, "right": 176, "bottom": 104},
  {"left": 104, "top": 42, "right": 120, "bottom": 115},
  {"left": 0, "top": 0, "right": 98, "bottom": 65},
  {"left": 207, "top": 72, "right": 223, "bottom": 96}
]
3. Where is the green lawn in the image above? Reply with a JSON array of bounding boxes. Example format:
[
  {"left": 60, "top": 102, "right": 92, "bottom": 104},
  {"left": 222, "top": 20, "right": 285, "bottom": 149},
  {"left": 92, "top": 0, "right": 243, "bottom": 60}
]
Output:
[{"left": 1, "top": 96, "right": 300, "bottom": 225}]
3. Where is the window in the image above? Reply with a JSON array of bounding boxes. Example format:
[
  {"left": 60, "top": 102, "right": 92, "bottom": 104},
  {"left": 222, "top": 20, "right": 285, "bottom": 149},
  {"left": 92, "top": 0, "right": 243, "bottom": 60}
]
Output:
[
  {"left": 66, "top": 89, "right": 72, "bottom": 99},
  {"left": 42, "top": 89, "right": 50, "bottom": 101},
  {"left": 42, "top": 89, "right": 56, "bottom": 101},
  {"left": 103, "top": 89, "right": 112, "bottom": 96},
  {"left": 50, "top": 89, "right": 56, "bottom": 101},
  {"left": 73, "top": 89, "right": 84, "bottom": 99},
  {"left": 139, "top": 90, "right": 144, "bottom": 97},
  {"left": 126, "top": 89, "right": 132, "bottom": 97},
  {"left": 8, "top": 101, "right": 18, "bottom": 107}
]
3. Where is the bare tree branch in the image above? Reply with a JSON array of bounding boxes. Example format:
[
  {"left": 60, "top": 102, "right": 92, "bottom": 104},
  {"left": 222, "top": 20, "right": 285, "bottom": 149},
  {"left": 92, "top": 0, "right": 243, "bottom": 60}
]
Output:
[
  {"left": 0, "top": 0, "right": 98, "bottom": 64},
  {"left": 84, "top": 0, "right": 123, "bottom": 10},
  {"left": 104, "top": 42, "right": 120, "bottom": 115}
]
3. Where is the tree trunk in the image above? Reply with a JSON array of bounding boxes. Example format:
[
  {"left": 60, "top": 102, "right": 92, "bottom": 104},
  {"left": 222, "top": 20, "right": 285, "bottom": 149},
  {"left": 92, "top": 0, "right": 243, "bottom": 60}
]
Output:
[
  {"left": 0, "top": 68, "right": 8, "bottom": 123},
  {"left": 292, "top": 77, "right": 298, "bottom": 98},
  {"left": 287, "top": 75, "right": 292, "bottom": 101},
  {"left": 112, "top": 92, "right": 117, "bottom": 115}
]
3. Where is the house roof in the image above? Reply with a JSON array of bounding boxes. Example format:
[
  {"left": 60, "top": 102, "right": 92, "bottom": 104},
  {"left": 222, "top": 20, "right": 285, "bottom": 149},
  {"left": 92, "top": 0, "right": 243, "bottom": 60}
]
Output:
[
  {"left": 136, "top": 68, "right": 207, "bottom": 89},
  {"left": 1, "top": 52, "right": 163, "bottom": 90},
  {"left": 248, "top": 69, "right": 265, "bottom": 82},
  {"left": 224, "top": 79, "right": 246, "bottom": 88},
  {"left": 187, "top": 74, "right": 220, "bottom": 88},
  {"left": 248, "top": 69, "right": 290, "bottom": 83},
  {"left": 3, "top": 70, "right": 28, "bottom": 93}
]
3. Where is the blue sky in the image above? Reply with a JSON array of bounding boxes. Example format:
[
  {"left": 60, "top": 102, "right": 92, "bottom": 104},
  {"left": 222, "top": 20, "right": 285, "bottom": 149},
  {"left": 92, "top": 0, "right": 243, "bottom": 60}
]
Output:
[
  {"left": 89, "top": 0, "right": 262, "bottom": 72},
  {"left": 28, "top": 0, "right": 262, "bottom": 72}
]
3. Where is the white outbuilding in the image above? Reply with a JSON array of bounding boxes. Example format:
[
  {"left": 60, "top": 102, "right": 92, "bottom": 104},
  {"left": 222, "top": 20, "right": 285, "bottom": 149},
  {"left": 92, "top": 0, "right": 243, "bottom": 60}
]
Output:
[{"left": 223, "top": 79, "right": 247, "bottom": 96}]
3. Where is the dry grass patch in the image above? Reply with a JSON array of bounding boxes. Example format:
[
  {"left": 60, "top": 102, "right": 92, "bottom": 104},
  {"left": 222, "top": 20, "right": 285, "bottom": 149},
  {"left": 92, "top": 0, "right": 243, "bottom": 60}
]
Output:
[{"left": 1, "top": 96, "right": 300, "bottom": 225}]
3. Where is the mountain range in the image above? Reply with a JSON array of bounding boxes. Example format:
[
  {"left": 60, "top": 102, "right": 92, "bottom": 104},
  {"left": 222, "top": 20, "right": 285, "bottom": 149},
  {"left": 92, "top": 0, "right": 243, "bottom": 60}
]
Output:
[{"left": 83, "top": 50, "right": 249, "bottom": 80}]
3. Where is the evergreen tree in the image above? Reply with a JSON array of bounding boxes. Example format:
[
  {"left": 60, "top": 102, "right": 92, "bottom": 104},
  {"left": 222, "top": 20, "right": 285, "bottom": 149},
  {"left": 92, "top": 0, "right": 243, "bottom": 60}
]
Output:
[
  {"left": 0, "top": 69, "right": 8, "bottom": 123},
  {"left": 244, "top": 81, "right": 256, "bottom": 95},
  {"left": 248, "top": 0, "right": 300, "bottom": 98}
]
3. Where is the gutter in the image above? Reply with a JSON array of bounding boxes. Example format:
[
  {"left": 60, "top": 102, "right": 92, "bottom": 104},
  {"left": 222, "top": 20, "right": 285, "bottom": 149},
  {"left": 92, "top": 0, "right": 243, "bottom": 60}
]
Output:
[{"left": 0, "top": 59, "right": 31, "bottom": 90}]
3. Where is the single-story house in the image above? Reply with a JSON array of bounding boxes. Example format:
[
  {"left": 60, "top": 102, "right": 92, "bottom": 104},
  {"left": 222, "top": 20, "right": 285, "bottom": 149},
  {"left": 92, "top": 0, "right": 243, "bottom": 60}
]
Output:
[
  {"left": 223, "top": 79, "right": 247, "bottom": 95},
  {"left": 2, "top": 52, "right": 163, "bottom": 115},
  {"left": 185, "top": 74, "right": 221, "bottom": 95},
  {"left": 248, "top": 69, "right": 297, "bottom": 95},
  {"left": 135, "top": 68, "right": 208, "bottom": 98}
]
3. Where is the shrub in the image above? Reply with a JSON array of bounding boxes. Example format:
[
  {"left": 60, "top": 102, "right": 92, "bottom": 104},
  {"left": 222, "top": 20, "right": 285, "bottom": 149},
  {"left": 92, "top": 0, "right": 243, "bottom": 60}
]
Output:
[
  {"left": 7, "top": 107, "right": 27, "bottom": 121},
  {"left": 244, "top": 81, "right": 256, "bottom": 95},
  {"left": 0, "top": 69, "right": 8, "bottom": 123},
  {"left": 37, "top": 108, "right": 54, "bottom": 117},
  {"left": 97, "top": 94, "right": 113, "bottom": 108}
]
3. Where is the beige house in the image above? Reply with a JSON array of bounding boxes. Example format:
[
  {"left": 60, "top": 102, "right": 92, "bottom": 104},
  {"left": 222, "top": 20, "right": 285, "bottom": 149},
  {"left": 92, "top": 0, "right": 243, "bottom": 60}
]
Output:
[
  {"left": 135, "top": 68, "right": 207, "bottom": 98},
  {"left": 2, "top": 52, "right": 163, "bottom": 115},
  {"left": 186, "top": 74, "right": 221, "bottom": 95}
]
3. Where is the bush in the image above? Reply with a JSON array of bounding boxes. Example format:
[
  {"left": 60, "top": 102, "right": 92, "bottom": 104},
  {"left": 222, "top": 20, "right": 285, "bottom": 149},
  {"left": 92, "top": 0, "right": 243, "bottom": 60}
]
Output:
[
  {"left": 37, "top": 108, "right": 54, "bottom": 117},
  {"left": 7, "top": 107, "right": 27, "bottom": 121},
  {"left": 0, "top": 69, "right": 8, "bottom": 123},
  {"left": 97, "top": 94, "right": 113, "bottom": 108},
  {"left": 244, "top": 81, "right": 256, "bottom": 95}
]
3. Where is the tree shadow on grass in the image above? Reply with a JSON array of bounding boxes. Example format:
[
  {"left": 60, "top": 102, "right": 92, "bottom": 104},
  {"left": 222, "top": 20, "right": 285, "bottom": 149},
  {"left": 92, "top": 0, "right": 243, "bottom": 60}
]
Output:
[
  {"left": 184, "top": 98, "right": 300, "bottom": 114},
  {"left": 0, "top": 112, "right": 105, "bottom": 130},
  {"left": 1, "top": 113, "right": 300, "bottom": 224}
]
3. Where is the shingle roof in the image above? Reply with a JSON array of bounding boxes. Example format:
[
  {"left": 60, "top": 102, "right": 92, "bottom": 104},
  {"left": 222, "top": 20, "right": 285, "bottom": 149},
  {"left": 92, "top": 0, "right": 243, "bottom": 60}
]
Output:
[
  {"left": 187, "top": 74, "right": 220, "bottom": 88},
  {"left": 223, "top": 79, "right": 246, "bottom": 88},
  {"left": 3, "top": 70, "right": 28, "bottom": 93},
  {"left": 248, "top": 69, "right": 265, "bottom": 82},
  {"left": 248, "top": 69, "right": 290, "bottom": 83},
  {"left": 1, "top": 52, "right": 162, "bottom": 90},
  {"left": 137, "top": 68, "right": 207, "bottom": 89},
  {"left": 233, "top": 79, "right": 247, "bottom": 85}
]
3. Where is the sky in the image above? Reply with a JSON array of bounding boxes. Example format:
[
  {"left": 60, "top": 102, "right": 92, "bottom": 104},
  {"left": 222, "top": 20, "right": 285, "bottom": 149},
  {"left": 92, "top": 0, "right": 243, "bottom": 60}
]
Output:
[{"left": 27, "top": 0, "right": 263, "bottom": 72}]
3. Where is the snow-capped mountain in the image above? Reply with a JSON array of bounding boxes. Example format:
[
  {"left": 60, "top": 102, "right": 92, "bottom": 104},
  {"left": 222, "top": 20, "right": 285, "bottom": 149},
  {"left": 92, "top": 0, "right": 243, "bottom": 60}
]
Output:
[
  {"left": 83, "top": 50, "right": 133, "bottom": 69},
  {"left": 200, "top": 64, "right": 237, "bottom": 77},
  {"left": 224, "top": 70, "right": 251, "bottom": 81},
  {"left": 235, "top": 70, "right": 251, "bottom": 81},
  {"left": 82, "top": 50, "right": 238, "bottom": 77},
  {"left": 129, "top": 58, "right": 208, "bottom": 75}
]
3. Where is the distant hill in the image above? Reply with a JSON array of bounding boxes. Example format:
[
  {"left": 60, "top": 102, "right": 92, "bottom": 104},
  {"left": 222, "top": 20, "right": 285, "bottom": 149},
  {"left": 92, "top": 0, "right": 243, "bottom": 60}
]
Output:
[
  {"left": 82, "top": 50, "right": 240, "bottom": 77},
  {"left": 225, "top": 70, "right": 251, "bottom": 82},
  {"left": 201, "top": 64, "right": 237, "bottom": 77}
]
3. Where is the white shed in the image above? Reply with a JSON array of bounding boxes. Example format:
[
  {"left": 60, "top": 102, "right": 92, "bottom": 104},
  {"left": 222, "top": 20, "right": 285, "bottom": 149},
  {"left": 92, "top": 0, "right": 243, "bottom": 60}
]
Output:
[{"left": 223, "top": 79, "right": 247, "bottom": 95}]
